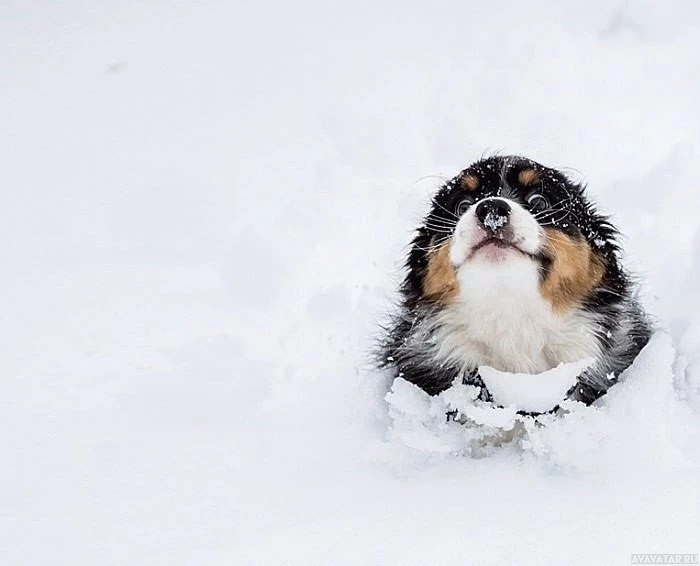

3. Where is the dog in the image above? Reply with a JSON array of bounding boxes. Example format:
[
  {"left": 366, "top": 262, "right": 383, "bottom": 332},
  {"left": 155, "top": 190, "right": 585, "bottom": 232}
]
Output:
[{"left": 379, "top": 155, "right": 651, "bottom": 407}]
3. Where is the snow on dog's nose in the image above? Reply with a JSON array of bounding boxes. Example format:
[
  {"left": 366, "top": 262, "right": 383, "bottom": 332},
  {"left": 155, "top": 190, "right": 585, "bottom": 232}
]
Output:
[
  {"left": 449, "top": 197, "right": 542, "bottom": 267},
  {"left": 475, "top": 198, "right": 511, "bottom": 234}
]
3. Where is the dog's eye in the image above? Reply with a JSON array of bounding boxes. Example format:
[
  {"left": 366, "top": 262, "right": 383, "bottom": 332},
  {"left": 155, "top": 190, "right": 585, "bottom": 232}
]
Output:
[
  {"left": 456, "top": 197, "right": 475, "bottom": 216},
  {"left": 526, "top": 193, "right": 549, "bottom": 213}
]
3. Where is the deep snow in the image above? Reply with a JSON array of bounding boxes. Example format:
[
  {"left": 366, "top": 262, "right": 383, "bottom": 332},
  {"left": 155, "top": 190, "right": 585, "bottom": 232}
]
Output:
[
  {"left": 478, "top": 358, "right": 592, "bottom": 413},
  {"left": 2, "top": 1, "right": 700, "bottom": 565}
]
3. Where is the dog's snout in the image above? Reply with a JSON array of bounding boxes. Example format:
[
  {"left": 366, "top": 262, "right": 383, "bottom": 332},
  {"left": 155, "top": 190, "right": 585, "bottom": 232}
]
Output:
[{"left": 475, "top": 198, "right": 511, "bottom": 232}]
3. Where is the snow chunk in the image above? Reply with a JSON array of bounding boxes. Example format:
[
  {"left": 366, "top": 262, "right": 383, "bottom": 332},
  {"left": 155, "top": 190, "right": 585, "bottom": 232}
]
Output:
[
  {"left": 483, "top": 211, "right": 507, "bottom": 231},
  {"left": 480, "top": 358, "right": 593, "bottom": 413}
]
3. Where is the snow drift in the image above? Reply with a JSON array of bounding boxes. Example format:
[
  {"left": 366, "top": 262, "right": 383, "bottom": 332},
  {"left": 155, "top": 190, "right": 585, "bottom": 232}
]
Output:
[{"left": 2, "top": 1, "right": 700, "bottom": 565}]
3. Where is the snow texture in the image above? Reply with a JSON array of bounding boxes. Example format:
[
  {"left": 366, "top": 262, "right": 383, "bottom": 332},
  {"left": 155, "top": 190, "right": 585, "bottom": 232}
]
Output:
[
  {"left": 2, "top": 1, "right": 700, "bottom": 565},
  {"left": 482, "top": 210, "right": 508, "bottom": 231},
  {"left": 479, "top": 358, "right": 593, "bottom": 413}
]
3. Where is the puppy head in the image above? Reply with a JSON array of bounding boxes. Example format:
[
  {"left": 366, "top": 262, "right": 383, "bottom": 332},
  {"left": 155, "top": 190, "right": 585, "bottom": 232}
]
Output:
[{"left": 413, "top": 156, "right": 618, "bottom": 313}]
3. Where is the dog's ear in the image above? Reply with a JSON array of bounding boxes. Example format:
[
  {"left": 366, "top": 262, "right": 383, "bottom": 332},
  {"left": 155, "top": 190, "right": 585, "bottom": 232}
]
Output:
[
  {"left": 404, "top": 198, "right": 461, "bottom": 306},
  {"left": 401, "top": 228, "right": 432, "bottom": 306}
]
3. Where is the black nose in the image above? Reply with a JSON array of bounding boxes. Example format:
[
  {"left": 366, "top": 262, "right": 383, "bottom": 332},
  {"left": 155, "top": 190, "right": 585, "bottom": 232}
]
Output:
[{"left": 475, "top": 199, "right": 511, "bottom": 232}]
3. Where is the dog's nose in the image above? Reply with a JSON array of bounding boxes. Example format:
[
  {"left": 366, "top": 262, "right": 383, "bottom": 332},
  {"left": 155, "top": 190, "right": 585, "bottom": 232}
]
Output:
[{"left": 475, "top": 198, "right": 511, "bottom": 233}]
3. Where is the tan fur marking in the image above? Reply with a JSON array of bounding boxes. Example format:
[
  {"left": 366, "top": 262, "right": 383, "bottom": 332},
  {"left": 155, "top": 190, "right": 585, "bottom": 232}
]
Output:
[
  {"left": 423, "top": 243, "right": 459, "bottom": 303},
  {"left": 518, "top": 168, "right": 539, "bottom": 187},
  {"left": 540, "top": 228, "right": 605, "bottom": 313},
  {"left": 460, "top": 174, "right": 479, "bottom": 191}
]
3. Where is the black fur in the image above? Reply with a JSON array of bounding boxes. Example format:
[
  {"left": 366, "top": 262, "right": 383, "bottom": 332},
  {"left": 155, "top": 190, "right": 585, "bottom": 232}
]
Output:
[{"left": 379, "top": 155, "right": 651, "bottom": 407}]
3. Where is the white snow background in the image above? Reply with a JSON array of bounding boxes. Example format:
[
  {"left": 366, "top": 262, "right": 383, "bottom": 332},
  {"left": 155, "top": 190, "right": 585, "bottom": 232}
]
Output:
[{"left": 2, "top": 1, "right": 700, "bottom": 564}]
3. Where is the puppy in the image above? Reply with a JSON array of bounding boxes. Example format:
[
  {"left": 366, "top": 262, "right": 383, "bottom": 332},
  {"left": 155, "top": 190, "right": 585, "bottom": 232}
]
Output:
[{"left": 380, "top": 155, "right": 651, "bottom": 407}]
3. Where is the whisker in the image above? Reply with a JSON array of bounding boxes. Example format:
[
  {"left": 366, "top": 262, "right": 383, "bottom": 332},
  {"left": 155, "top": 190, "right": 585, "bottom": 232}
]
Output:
[
  {"left": 425, "top": 213, "right": 458, "bottom": 225},
  {"left": 423, "top": 220, "right": 457, "bottom": 231},
  {"left": 412, "top": 174, "right": 449, "bottom": 185},
  {"left": 422, "top": 226, "right": 454, "bottom": 235},
  {"left": 430, "top": 200, "right": 461, "bottom": 221},
  {"left": 534, "top": 202, "right": 583, "bottom": 227},
  {"left": 595, "top": 286, "right": 625, "bottom": 299},
  {"left": 423, "top": 217, "right": 458, "bottom": 230},
  {"left": 532, "top": 196, "right": 577, "bottom": 220},
  {"left": 414, "top": 242, "right": 449, "bottom": 253}
]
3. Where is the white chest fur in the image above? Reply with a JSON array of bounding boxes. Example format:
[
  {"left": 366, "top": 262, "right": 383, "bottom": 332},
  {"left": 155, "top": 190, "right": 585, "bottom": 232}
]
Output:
[{"left": 422, "top": 253, "right": 602, "bottom": 374}]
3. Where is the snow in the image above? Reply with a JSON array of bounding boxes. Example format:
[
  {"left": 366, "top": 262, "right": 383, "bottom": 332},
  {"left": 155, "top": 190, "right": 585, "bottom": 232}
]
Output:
[
  {"left": 2, "top": 1, "right": 700, "bottom": 565},
  {"left": 479, "top": 358, "right": 593, "bottom": 413},
  {"left": 482, "top": 210, "right": 508, "bottom": 231},
  {"left": 387, "top": 333, "right": 696, "bottom": 472}
]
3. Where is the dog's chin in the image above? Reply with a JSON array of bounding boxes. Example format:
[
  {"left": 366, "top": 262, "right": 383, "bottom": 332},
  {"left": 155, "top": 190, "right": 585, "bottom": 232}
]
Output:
[{"left": 467, "top": 238, "right": 536, "bottom": 264}]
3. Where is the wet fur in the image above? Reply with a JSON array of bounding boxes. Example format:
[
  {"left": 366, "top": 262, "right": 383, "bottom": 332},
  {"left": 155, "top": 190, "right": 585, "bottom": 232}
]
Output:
[{"left": 379, "top": 155, "right": 651, "bottom": 406}]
